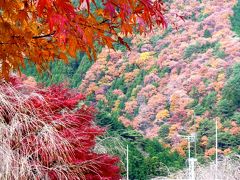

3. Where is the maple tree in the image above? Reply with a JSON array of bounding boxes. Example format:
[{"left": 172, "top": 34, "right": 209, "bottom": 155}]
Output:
[
  {"left": 0, "top": 76, "right": 120, "bottom": 179},
  {"left": 0, "top": 0, "right": 166, "bottom": 79}
]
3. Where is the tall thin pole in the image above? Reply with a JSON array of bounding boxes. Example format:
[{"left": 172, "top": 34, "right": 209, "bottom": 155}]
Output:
[
  {"left": 193, "top": 113, "right": 197, "bottom": 158},
  {"left": 127, "top": 144, "right": 129, "bottom": 180},
  {"left": 188, "top": 137, "right": 191, "bottom": 180},
  {"left": 179, "top": 134, "right": 196, "bottom": 180},
  {"left": 188, "top": 137, "right": 191, "bottom": 159},
  {"left": 215, "top": 119, "right": 218, "bottom": 180}
]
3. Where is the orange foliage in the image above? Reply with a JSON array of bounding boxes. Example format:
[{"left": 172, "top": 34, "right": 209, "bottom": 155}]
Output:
[
  {"left": 125, "top": 100, "right": 138, "bottom": 114},
  {"left": 179, "top": 139, "right": 188, "bottom": 148},
  {"left": 172, "top": 146, "right": 186, "bottom": 157},
  {"left": 0, "top": 0, "right": 167, "bottom": 79},
  {"left": 223, "top": 148, "right": 232, "bottom": 155},
  {"left": 230, "top": 127, "right": 240, "bottom": 135},
  {"left": 86, "top": 83, "right": 98, "bottom": 95},
  {"left": 205, "top": 148, "right": 223, "bottom": 157},
  {"left": 200, "top": 136, "right": 208, "bottom": 147},
  {"left": 168, "top": 124, "right": 180, "bottom": 137},
  {"left": 125, "top": 69, "right": 140, "bottom": 83}
]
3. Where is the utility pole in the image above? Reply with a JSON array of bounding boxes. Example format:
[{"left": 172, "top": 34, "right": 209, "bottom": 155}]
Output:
[
  {"left": 180, "top": 134, "right": 197, "bottom": 180},
  {"left": 188, "top": 136, "right": 191, "bottom": 179},
  {"left": 189, "top": 158, "right": 197, "bottom": 180},
  {"left": 127, "top": 144, "right": 129, "bottom": 180},
  {"left": 215, "top": 119, "right": 218, "bottom": 180}
]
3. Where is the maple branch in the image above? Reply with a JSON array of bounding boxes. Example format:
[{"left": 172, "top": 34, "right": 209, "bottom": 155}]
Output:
[
  {"left": 32, "top": 31, "right": 56, "bottom": 39},
  {"left": 8, "top": 31, "right": 56, "bottom": 41},
  {"left": 0, "top": 42, "right": 16, "bottom": 45}
]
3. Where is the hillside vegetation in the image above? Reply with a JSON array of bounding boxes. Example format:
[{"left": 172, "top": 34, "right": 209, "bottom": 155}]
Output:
[{"left": 23, "top": 0, "right": 240, "bottom": 178}]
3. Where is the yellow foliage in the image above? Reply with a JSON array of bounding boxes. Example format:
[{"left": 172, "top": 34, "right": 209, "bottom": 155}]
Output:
[
  {"left": 208, "top": 58, "right": 219, "bottom": 68},
  {"left": 213, "top": 81, "right": 224, "bottom": 92},
  {"left": 156, "top": 109, "right": 170, "bottom": 120},
  {"left": 113, "top": 100, "right": 121, "bottom": 111},
  {"left": 170, "top": 94, "right": 179, "bottom": 112},
  {"left": 139, "top": 52, "right": 154, "bottom": 61},
  {"left": 99, "top": 77, "right": 109, "bottom": 84},
  {"left": 217, "top": 73, "right": 225, "bottom": 82},
  {"left": 168, "top": 124, "right": 179, "bottom": 137},
  {"left": 131, "top": 87, "right": 138, "bottom": 96}
]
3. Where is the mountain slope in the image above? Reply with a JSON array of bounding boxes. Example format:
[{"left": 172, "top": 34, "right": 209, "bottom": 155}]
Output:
[{"left": 78, "top": 0, "right": 240, "bottom": 157}]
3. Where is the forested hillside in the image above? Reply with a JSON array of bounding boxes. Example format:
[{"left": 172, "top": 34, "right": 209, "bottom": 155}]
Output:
[
  {"left": 79, "top": 0, "right": 240, "bottom": 157},
  {"left": 22, "top": 0, "right": 240, "bottom": 179}
]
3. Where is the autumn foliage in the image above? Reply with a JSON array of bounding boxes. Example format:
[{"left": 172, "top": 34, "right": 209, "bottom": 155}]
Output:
[
  {"left": 0, "top": 0, "right": 166, "bottom": 78},
  {"left": 77, "top": 0, "right": 240, "bottom": 156},
  {"left": 0, "top": 76, "right": 120, "bottom": 179}
]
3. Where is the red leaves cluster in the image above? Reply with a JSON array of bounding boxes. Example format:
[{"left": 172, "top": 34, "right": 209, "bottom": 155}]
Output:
[{"left": 0, "top": 77, "right": 120, "bottom": 179}]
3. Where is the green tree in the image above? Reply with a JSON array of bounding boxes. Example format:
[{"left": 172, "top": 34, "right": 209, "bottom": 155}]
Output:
[
  {"left": 22, "top": 53, "right": 93, "bottom": 87},
  {"left": 158, "top": 124, "right": 170, "bottom": 139},
  {"left": 217, "top": 99, "right": 236, "bottom": 117},
  {"left": 203, "top": 29, "right": 212, "bottom": 38},
  {"left": 231, "top": 0, "right": 240, "bottom": 36},
  {"left": 222, "top": 63, "right": 240, "bottom": 107}
]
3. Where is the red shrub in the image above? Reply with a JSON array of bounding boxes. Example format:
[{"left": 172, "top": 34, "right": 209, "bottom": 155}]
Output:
[{"left": 0, "top": 77, "right": 120, "bottom": 179}]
